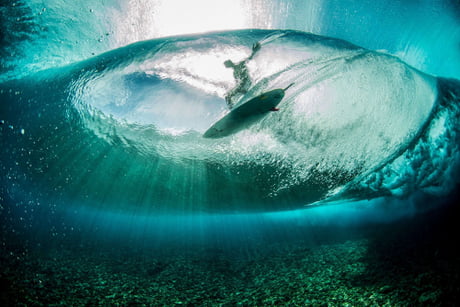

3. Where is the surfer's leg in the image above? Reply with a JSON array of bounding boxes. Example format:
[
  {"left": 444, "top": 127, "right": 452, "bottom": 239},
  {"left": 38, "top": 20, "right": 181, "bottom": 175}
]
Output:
[
  {"left": 225, "top": 87, "right": 239, "bottom": 108},
  {"left": 225, "top": 95, "right": 234, "bottom": 108}
]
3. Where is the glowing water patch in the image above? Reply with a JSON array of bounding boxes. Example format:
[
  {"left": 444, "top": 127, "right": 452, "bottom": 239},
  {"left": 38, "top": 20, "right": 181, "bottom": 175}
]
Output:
[
  {"left": 154, "top": 0, "right": 249, "bottom": 36},
  {"left": 111, "top": 0, "right": 253, "bottom": 42}
]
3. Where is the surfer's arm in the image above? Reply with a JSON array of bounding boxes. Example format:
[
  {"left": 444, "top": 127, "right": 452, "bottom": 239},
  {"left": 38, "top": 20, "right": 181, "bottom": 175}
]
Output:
[{"left": 248, "top": 42, "right": 261, "bottom": 60}]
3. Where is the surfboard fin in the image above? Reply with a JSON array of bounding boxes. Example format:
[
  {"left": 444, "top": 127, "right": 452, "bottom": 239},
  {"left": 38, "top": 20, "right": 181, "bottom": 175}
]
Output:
[{"left": 284, "top": 83, "right": 294, "bottom": 91}]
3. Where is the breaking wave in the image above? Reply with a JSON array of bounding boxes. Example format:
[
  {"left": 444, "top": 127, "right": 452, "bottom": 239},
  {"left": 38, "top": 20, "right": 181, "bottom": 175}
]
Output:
[{"left": 1, "top": 29, "right": 459, "bottom": 212}]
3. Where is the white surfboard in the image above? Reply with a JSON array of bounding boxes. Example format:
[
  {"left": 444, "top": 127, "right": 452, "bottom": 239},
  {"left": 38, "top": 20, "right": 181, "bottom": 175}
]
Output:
[{"left": 203, "top": 83, "right": 294, "bottom": 138}]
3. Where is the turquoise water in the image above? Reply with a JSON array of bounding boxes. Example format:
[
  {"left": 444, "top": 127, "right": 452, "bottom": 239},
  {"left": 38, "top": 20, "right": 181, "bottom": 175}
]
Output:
[
  {"left": 2, "top": 29, "right": 458, "bottom": 212},
  {"left": 1, "top": 0, "right": 460, "bottom": 305}
]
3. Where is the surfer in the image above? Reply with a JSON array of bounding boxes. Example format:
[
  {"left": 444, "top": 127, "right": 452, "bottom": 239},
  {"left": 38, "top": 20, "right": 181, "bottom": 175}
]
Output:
[
  {"left": 203, "top": 83, "right": 294, "bottom": 138},
  {"left": 224, "top": 42, "right": 261, "bottom": 108}
]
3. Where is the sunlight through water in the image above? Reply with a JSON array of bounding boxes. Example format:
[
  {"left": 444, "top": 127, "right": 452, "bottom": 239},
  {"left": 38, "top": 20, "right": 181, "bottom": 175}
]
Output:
[{"left": 2, "top": 1, "right": 460, "bottom": 304}]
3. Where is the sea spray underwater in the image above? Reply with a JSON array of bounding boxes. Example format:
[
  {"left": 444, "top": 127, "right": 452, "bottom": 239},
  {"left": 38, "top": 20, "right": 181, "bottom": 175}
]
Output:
[{"left": 1, "top": 0, "right": 460, "bottom": 305}]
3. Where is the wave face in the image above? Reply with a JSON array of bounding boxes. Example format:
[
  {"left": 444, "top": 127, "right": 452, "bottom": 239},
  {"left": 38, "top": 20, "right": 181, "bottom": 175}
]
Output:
[{"left": 1, "top": 29, "right": 459, "bottom": 212}]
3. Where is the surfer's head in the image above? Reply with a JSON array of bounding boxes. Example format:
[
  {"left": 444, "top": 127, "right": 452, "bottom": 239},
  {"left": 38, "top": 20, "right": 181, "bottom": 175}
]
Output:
[{"left": 224, "top": 60, "right": 235, "bottom": 68}]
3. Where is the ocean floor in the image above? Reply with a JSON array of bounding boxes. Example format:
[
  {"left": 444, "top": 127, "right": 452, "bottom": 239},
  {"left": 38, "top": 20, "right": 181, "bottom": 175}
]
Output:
[{"left": 1, "top": 202, "right": 460, "bottom": 306}]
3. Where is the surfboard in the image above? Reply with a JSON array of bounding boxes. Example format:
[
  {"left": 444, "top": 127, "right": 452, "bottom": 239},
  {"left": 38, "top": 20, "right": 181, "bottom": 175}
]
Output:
[{"left": 203, "top": 83, "right": 294, "bottom": 138}]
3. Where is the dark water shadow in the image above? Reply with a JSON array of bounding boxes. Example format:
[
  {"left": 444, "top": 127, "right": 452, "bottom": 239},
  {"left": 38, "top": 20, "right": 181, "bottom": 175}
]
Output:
[
  {"left": 0, "top": 0, "right": 40, "bottom": 74},
  {"left": 350, "top": 190, "right": 460, "bottom": 305}
]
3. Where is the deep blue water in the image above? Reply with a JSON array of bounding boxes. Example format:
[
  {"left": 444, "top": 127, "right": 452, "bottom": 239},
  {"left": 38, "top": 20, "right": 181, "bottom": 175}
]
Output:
[{"left": 1, "top": 0, "right": 460, "bottom": 305}]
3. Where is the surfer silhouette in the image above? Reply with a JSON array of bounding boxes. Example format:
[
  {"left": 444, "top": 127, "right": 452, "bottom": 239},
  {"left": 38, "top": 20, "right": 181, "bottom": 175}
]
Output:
[{"left": 224, "top": 42, "right": 261, "bottom": 108}]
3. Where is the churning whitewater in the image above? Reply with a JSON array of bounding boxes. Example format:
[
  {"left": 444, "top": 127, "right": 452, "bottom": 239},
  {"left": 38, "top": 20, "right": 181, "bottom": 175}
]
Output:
[{"left": 1, "top": 29, "right": 459, "bottom": 212}]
